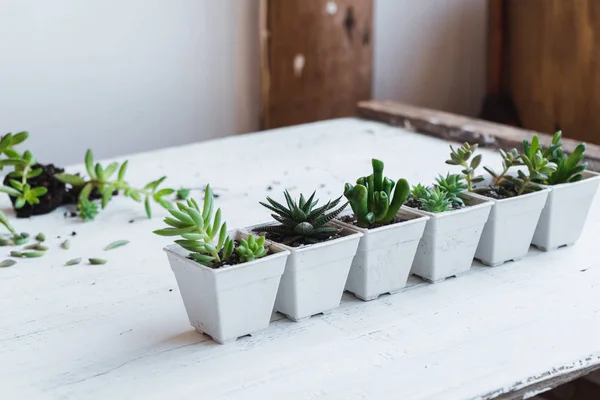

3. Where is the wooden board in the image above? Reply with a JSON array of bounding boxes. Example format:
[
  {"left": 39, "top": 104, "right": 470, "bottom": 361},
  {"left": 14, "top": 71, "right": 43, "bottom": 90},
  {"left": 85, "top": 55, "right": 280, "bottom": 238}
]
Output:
[
  {"left": 358, "top": 100, "right": 600, "bottom": 171},
  {"left": 506, "top": 0, "right": 600, "bottom": 145},
  {"left": 2, "top": 118, "right": 600, "bottom": 399},
  {"left": 260, "top": 0, "right": 373, "bottom": 129}
]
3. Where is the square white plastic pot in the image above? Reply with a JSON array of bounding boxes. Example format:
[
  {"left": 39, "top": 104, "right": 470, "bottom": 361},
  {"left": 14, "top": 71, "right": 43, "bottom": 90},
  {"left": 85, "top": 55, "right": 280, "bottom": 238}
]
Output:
[
  {"left": 406, "top": 195, "right": 493, "bottom": 283},
  {"left": 532, "top": 170, "right": 600, "bottom": 251},
  {"left": 245, "top": 223, "right": 362, "bottom": 322},
  {"left": 164, "top": 230, "right": 289, "bottom": 344},
  {"left": 333, "top": 208, "right": 429, "bottom": 301},
  {"left": 468, "top": 187, "right": 550, "bottom": 266}
]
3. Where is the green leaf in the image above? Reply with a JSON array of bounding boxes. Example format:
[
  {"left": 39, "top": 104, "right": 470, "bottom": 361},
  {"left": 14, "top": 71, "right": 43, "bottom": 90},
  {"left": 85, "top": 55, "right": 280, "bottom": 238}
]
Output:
[
  {"left": 0, "top": 185, "right": 22, "bottom": 197},
  {"left": 144, "top": 176, "right": 167, "bottom": 192},
  {"left": 129, "top": 189, "right": 142, "bottom": 202},
  {"left": 79, "top": 183, "right": 93, "bottom": 201},
  {"left": 65, "top": 258, "right": 82, "bottom": 266},
  {"left": 4, "top": 149, "right": 21, "bottom": 159},
  {"left": 104, "top": 240, "right": 129, "bottom": 250},
  {"left": 144, "top": 196, "right": 151, "bottom": 218},
  {"left": 30, "top": 187, "right": 48, "bottom": 197},
  {"left": 0, "top": 259, "right": 16, "bottom": 268},
  {"left": 11, "top": 131, "right": 28, "bottom": 145},
  {"left": 89, "top": 258, "right": 107, "bottom": 265},
  {"left": 153, "top": 227, "right": 197, "bottom": 236},
  {"left": 15, "top": 197, "right": 26, "bottom": 209},
  {"left": 26, "top": 168, "right": 43, "bottom": 179},
  {"left": 103, "top": 162, "right": 119, "bottom": 180},
  {"left": 118, "top": 161, "right": 128, "bottom": 181},
  {"left": 156, "top": 188, "right": 175, "bottom": 197},
  {"left": 85, "top": 150, "right": 96, "bottom": 179},
  {"left": 95, "top": 164, "right": 104, "bottom": 181},
  {"left": 101, "top": 187, "right": 113, "bottom": 209}
]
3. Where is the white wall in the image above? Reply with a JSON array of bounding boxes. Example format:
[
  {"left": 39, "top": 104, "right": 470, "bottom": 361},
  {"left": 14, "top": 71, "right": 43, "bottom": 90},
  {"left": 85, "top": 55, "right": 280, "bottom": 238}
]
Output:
[
  {"left": 0, "top": 0, "right": 260, "bottom": 165},
  {"left": 0, "top": 0, "right": 486, "bottom": 166},
  {"left": 373, "top": 0, "right": 487, "bottom": 117}
]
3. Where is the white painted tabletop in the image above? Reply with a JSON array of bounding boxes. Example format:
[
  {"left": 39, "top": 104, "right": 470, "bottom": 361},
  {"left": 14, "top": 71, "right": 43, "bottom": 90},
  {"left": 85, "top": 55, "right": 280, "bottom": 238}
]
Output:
[{"left": 2, "top": 118, "right": 599, "bottom": 400}]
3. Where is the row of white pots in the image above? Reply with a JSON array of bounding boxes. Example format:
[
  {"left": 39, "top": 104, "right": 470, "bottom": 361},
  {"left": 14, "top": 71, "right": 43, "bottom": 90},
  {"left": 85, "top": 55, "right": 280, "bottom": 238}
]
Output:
[{"left": 164, "top": 171, "right": 600, "bottom": 344}]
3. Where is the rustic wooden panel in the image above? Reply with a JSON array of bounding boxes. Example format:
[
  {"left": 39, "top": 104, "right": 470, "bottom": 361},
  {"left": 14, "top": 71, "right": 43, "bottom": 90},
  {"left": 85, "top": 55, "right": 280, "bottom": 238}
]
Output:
[
  {"left": 507, "top": 0, "right": 600, "bottom": 144},
  {"left": 261, "top": 0, "right": 373, "bottom": 129},
  {"left": 358, "top": 100, "right": 600, "bottom": 171}
]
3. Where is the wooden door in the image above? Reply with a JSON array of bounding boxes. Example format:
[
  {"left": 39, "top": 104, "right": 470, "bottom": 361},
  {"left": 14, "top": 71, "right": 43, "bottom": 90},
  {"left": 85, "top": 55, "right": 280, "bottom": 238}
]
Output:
[{"left": 261, "top": 0, "right": 373, "bottom": 129}]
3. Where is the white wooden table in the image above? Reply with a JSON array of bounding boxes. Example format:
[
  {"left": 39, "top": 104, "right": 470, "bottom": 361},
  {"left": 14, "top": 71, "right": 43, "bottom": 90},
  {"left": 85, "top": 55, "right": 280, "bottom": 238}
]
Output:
[{"left": 2, "top": 118, "right": 600, "bottom": 400}]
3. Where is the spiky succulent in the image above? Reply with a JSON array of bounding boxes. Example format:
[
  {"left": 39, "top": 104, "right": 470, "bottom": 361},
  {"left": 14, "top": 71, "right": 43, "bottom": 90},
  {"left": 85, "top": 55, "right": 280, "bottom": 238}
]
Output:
[
  {"left": 154, "top": 185, "right": 234, "bottom": 266},
  {"left": 540, "top": 131, "right": 587, "bottom": 185},
  {"left": 57, "top": 150, "right": 174, "bottom": 221},
  {"left": 256, "top": 190, "right": 347, "bottom": 245},
  {"left": 236, "top": 235, "right": 269, "bottom": 263},
  {"left": 410, "top": 183, "right": 430, "bottom": 203},
  {"left": 446, "top": 143, "right": 484, "bottom": 191},
  {"left": 434, "top": 173, "right": 466, "bottom": 207},
  {"left": 419, "top": 187, "right": 452, "bottom": 213},
  {"left": 344, "top": 159, "right": 410, "bottom": 228}
]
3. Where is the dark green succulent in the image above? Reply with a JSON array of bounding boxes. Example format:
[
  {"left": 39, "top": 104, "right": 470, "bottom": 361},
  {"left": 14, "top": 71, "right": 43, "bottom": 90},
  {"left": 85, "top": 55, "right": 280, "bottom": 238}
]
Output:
[
  {"left": 434, "top": 173, "right": 466, "bottom": 207},
  {"left": 343, "top": 159, "right": 410, "bottom": 228},
  {"left": 256, "top": 190, "right": 347, "bottom": 245},
  {"left": 154, "top": 185, "right": 235, "bottom": 266},
  {"left": 418, "top": 187, "right": 452, "bottom": 213},
  {"left": 410, "top": 183, "right": 430, "bottom": 203},
  {"left": 509, "top": 135, "right": 556, "bottom": 195},
  {"left": 236, "top": 235, "right": 269, "bottom": 263},
  {"left": 540, "top": 131, "right": 587, "bottom": 185},
  {"left": 446, "top": 143, "right": 483, "bottom": 191},
  {"left": 57, "top": 150, "right": 174, "bottom": 221}
]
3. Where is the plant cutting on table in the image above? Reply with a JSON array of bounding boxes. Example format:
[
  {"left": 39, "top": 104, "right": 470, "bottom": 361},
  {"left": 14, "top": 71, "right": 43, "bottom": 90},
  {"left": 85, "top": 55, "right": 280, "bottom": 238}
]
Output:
[
  {"left": 251, "top": 190, "right": 362, "bottom": 322},
  {"left": 335, "top": 159, "right": 428, "bottom": 301},
  {"left": 156, "top": 184, "right": 290, "bottom": 344}
]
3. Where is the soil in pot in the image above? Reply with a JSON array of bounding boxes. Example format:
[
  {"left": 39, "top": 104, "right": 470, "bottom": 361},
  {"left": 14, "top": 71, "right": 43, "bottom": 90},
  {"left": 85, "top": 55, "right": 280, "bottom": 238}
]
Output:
[
  {"left": 193, "top": 241, "right": 274, "bottom": 269},
  {"left": 338, "top": 214, "right": 406, "bottom": 229},
  {"left": 254, "top": 228, "right": 342, "bottom": 248},
  {"left": 4, "top": 164, "right": 67, "bottom": 218}
]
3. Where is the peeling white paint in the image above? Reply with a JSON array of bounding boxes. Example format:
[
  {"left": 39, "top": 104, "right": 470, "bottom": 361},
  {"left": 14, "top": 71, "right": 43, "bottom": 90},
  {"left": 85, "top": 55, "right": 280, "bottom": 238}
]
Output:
[
  {"left": 293, "top": 54, "right": 305, "bottom": 78},
  {"left": 326, "top": 1, "right": 338, "bottom": 15}
]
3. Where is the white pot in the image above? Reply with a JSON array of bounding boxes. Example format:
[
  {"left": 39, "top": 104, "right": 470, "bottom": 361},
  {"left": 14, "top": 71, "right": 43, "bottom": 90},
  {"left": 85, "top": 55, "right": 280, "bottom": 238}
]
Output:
[
  {"left": 333, "top": 208, "right": 429, "bottom": 301},
  {"left": 406, "top": 195, "right": 493, "bottom": 283},
  {"left": 532, "top": 170, "right": 600, "bottom": 251},
  {"left": 468, "top": 187, "right": 550, "bottom": 266},
  {"left": 245, "top": 223, "right": 362, "bottom": 322},
  {"left": 164, "top": 230, "right": 289, "bottom": 344}
]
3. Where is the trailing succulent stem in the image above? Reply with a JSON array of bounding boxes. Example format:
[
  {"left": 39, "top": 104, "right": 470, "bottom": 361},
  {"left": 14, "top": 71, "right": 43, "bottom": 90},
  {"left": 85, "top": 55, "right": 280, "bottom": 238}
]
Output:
[
  {"left": 0, "top": 132, "right": 49, "bottom": 208},
  {"left": 56, "top": 150, "right": 174, "bottom": 221},
  {"left": 343, "top": 159, "right": 410, "bottom": 228},
  {"left": 446, "top": 143, "right": 483, "bottom": 191},
  {"left": 256, "top": 190, "right": 347, "bottom": 245}
]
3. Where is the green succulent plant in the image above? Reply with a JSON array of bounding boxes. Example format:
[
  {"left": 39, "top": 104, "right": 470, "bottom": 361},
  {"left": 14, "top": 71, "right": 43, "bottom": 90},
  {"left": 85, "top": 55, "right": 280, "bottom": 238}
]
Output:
[
  {"left": 434, "top": 173, "right": 466, "bottom": 207},
  {"left": 154, "top": 185, "right": 235, "bottom": 266},
  {"left": 0, "top": 210, "right": 20, "bottom": 239},
  {"left": 509, "top": 135, "right": 556, "bottom": 195},
  {"left": 539, "top": 131, "right": 587, "bottom": 185},
  {"left": 415, "top": 186, "right": 452, "bottom": 213},
  {"left": 0, "top": 132, "right": 49, "bottom": 208},
  {"left": 56, "top": 150, "right": 174, "bottom": 221},
  {"left": 343, "top": 159, "right": 410, "bottom": 228},
  {"left": 78, "top": 199, "right": 99, "bottom": 222},
  {"left": 446, "top": 143, "right": 484, "bottom": 191},
  {"left": 256, "top": 190, "right": 347, "bottom": 245},
  {"left": 236, "top": 235, "right": 269, "bottom": 263},
  {"left": 410, "top": 183, "right": 430, "bottom": 203}
]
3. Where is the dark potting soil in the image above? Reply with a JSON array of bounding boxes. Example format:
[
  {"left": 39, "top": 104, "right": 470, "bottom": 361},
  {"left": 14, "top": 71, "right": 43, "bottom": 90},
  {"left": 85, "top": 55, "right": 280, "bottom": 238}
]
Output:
[
  {"left": 339, "top": 214, "right": 406, "bottom": 229},
  {"left": 254, "top": 228, "right": 342, "bottom": 248},
  {"left": 4, "top": 164, "right": 67, "bottom": 218},
  {"left": 473, "top": 185, "right": 520, "bottom": 200},
  {"left": 191, "top": 241, "right": 274, "bottom": 269}
]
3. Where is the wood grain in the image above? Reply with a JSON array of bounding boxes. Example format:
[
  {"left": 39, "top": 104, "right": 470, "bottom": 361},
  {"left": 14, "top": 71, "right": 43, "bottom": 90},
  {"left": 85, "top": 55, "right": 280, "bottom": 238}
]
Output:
[
  {"left": 261, "top": 0, "right": 373, "bottom": 129},
  {"left": 507, "top": 0, "right": 600, "bottom": 144},
  {"left": 358, "top": 100, "right": 600, "bottom": 171}
]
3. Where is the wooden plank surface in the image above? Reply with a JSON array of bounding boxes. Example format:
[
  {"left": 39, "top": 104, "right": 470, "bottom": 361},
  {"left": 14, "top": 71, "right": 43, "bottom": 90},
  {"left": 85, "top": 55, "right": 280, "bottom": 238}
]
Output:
[
  {"left": 358, "top": 100, "right": 600, "bottom": 171},
  {"left": 261, "top": 0, "right": 373, "bottom": 129},
  {"left": 2, "top": 118, "right": 600, "bottom": 399},
  {"left": 506, "top": 0, "right": 600, "bottom": 145}
]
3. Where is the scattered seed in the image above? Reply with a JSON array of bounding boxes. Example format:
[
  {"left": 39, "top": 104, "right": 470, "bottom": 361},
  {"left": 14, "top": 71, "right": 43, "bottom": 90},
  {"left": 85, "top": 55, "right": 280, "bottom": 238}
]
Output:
[
  {"left": 13, "top": 236, "right": 29, "bottom": 245},
  {"left": 104, "top": 240, "right": 129, "bottom": 251},
  {"left": 10, "top": 251, "right": 23, "bottom": 257},
  {"left": 23, "top": 244, "right": 49, "bottom": 251},
  {"left": 21, "top": 251, "right": 45, "bottom": 258},
  {"left": 0, "top": 259, "right": 16, "bottom": 268},
  {"left": 65, "top": 258, "right": 82, "bottom": 266},
  {"left": 89, "top": 258, "right": 107, "bottom": 265},
  {"left": 35, "top": 233, "right": 46, "bottom": 242},
  {"left": 0, "top": 237, "right": 13, "bottom": 246},
  {"left": 61, "top": 240, "right": 70, "bottom": 250}
]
